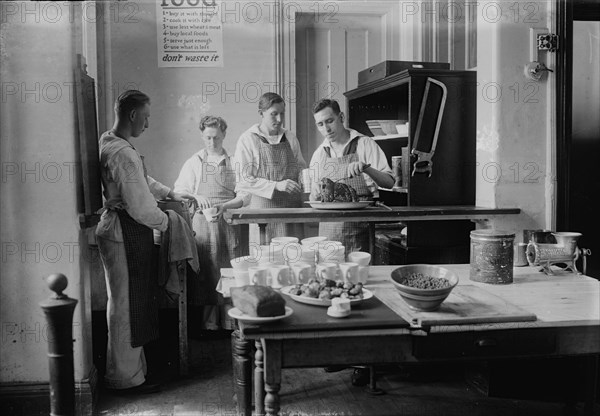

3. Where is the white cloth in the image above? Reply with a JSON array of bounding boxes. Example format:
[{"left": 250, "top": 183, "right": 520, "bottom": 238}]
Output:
[
  {"left": 95, "top": 132, "right": 170, "bottom": 242},
  {"left": 173, "top": 148, "right": 250, "bottom": 206},
  {"left": 97, "top": 236, "right": 147, "bottom": 389},
  {"left": 308, "top": 129, "right": 392, "bottom": 198},
  {"left": 233, "top": 124, "right": 307, "bottom": 199}
]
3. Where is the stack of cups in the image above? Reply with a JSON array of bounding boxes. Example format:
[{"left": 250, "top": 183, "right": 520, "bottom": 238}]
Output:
[{"left": 347, "top": 251, "right": 372, "bottom": 284}]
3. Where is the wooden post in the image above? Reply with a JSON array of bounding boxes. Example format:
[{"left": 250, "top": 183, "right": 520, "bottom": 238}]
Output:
[{"left": 39, "top": 273, "right": 78, "bottom": 416}]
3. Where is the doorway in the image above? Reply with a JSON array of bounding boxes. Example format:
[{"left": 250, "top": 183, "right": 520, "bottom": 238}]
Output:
[{"left": 556, "top": 0, "right": 600, "bottom": 279}]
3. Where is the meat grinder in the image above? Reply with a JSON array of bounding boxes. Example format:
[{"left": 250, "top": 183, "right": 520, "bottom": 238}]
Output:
[{"left": 526, "top": 232, "right": 591, "bottom": 275}]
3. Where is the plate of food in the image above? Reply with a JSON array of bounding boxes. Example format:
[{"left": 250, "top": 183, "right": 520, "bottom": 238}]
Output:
[
  {"left": 306, "top": 201, "right": 372, "bottom": 210},
  {"left": 227, "top": 306, "right": 294, "bottom": 324},
  {"left": 281, "top": 281, "right": 373, "bottom": 307},
  {"left": 308, "top": 178, "right": 373, "bottom": 209}
]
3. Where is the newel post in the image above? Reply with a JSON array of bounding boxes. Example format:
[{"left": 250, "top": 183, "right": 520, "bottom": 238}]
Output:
[{"left": 39, "top": 273, "right": 78, "bottom": 416}]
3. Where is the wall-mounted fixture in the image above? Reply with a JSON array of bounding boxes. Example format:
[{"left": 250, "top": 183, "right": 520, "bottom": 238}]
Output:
[{"left": 524, "top": 28, "right": 558, "bottom": 81}]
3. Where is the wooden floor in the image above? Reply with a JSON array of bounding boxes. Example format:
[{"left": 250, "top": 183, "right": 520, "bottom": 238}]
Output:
[{"left": 96, "top": 333, "right": 593, "bottom": 416}]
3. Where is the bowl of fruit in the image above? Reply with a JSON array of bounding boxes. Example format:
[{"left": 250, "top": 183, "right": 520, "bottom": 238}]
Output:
[{"left": 390, "top": 264, "right": 459, "bottom": 311}]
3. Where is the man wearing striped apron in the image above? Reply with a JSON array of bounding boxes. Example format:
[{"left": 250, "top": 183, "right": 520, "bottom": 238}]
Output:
[
  {"left": 309, "top": 98, "right": 394, "bottom": 253},
  {"left": 235, "top": 93, "right": 307, "bottom": 247},
  {"left": 174, "top": 116, "right": 248, "bottom": 333}
]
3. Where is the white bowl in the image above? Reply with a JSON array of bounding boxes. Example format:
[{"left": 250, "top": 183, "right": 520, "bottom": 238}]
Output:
[
  {"left": 271, "top": 236, "right": 299, "bottom": 245},
  {"left": 230, "top": 255, "right": 257, "bottom": 270},
  {"left": 347, "top": 251, "right": 371, "bottom": 266},
  {"left": 301, "top": 236, "right": 328, "bottom": 248}
]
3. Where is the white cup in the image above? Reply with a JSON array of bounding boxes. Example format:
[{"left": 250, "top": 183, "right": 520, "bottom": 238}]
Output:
[
  {"left": 202, "top": 207, "right": 218, "bottom": 222},
  {"left": 316, "top": 262, "right": 338, "bottom": 281},
  {"left": 358, "top": 266, "right": 369, "bottom": 284},
  {"left": 233, "top": 270, "right": 250, "bottom": 287},
  {"left": 269, "top": 264, "right": 291, "bottom": 289},
  {"left": 249, "top": 266, "right": 270, "bottom": 286},
  {"left": 331, "top": 297, "right": 351, "bottom": 313},
  {"left": 339, "top": 262, "right": 359, "bottom": 284},
  {"left": 291, "top": 262, "right": 312, "bottom": 284},
  {"left": 347, "top": 251, "right": 371, "bottom": 267}
]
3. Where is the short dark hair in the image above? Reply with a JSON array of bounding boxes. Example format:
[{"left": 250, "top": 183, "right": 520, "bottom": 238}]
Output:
[
  {"left": 258, "top": 92, "right": 285, "bottom": 112},
  {"left": 199, "top": 115, "right": 227, "bottom": 132},
  {"left": 312, "top": 98, "right": 341, "bottom": 115},
  {"left": 114, "top": 90, "right": 150, "bottom": 119}
]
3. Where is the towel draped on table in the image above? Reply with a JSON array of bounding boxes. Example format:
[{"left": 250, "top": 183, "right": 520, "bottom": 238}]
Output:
[{"left": 158, "top": 210, "right": 200, "bottom": 296}]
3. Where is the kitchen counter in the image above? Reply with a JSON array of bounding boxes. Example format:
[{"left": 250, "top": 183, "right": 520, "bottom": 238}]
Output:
[{"left": 224, "top": 205, "right": 521, "bottom": 248}]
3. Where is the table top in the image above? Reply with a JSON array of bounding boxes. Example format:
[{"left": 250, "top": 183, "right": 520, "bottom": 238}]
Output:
[
  {"left": 224, "top": 205, "right": 521, "bottom": 225},
  {"left": 224, "top": 265, "right": 599, "bottom": 339}
]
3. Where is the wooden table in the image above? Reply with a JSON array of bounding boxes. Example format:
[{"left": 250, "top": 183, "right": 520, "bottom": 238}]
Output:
[
  {"left": 224, "top": 205, "right": 521, "bottom": 248},
  {"left": 230, "top": 265, "right": 600, "bottom": 416}
]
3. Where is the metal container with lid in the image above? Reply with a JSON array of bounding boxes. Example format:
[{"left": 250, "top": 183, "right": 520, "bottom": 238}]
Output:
[{"left": 470, "top": 229, "right": 515, "bottom": 284}]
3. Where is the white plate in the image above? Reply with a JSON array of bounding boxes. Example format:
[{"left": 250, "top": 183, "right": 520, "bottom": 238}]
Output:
[
  {"left": 227, "top": 306, "right": 294, "bottom": 324},
  {"left": 305, "top": 201, "right": 372, "bottom": 210},
  {"left": 281, "top": 286, "right": 373, "bottom": 307}
]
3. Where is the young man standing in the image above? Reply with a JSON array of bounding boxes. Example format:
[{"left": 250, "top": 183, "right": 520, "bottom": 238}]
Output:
[{"left": 96, "top": 90, "right": 195, "bottom": 394}]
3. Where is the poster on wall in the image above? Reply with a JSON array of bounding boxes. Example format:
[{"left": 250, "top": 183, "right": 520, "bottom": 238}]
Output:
[{"left": 156, "top": 0, "right": 224, "bottom": 67}]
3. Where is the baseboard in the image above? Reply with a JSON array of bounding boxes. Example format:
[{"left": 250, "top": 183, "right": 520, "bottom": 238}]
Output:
[{"left": 0, "top": 365, "right": 99, "bottom": 416}]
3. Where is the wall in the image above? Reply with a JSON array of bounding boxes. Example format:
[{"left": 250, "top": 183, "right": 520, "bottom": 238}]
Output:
[
  {"left": 0, "top": 2, "right": 92, "bottom": 386},
  {"left": 102, "top": 0, "right": 278, "bottom": 188},
  {"left": 475, "top": 0, "right": 553, "bottom": 241}
]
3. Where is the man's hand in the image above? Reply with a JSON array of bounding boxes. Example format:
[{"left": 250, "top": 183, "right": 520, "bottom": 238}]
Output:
[
  {"left": 275, "top": 179, "right": 302, "bottom": 194},
  {"left": 193, "top": 195, "right": 212, "bottom": 211},
  {"left": 170, "top": 191, "right": 196, "bottom": 202},
  {"left": 211, "top": 204, "right": 224, "bottom": 222},
  {"left": 347, "top": 161, "right": 369, "bottom": 178}
]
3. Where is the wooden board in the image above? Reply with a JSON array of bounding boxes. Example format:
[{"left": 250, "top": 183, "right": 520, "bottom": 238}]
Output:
[
  {"left": 374, "top": 285, "right": 536, "bottom": 329},
  {"left": 74, "top": 54, "right": 102, "bottom": 223}
]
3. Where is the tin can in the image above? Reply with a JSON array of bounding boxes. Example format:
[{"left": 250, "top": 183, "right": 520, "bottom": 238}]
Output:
[{"left": 470, "top": 230, "right": 515, "bottom": 284}]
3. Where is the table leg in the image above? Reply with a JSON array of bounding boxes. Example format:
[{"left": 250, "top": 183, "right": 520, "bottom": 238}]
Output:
[
  {"left": 584, "top": 354, "right": 599, "bottom": 416},
  {"left": 231, "top": 329, "right": 252, "bottom": 416},
  {"left": 263, "top": 340, "right": 282, "bottom": 416},
  {"left": 254, "top": 340, "right": 265, "bottom": 416},
  {"left": 368, "top": 223, "right": 375, "bottom": 255},
  {"left": 259, "top": 223, "right": 268, "bottom": 245},
  {"left": 177, "top": 261, "right": 188, "bottom": 376}
]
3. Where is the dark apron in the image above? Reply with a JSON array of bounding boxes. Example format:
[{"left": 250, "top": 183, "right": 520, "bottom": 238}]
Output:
[
  {"left": 249, "top": 133, "right": 303, "bottom": 242},
  {"left": 191, "top": 150, "right": 244, "bottom": 305},
  {"left": 319, "top": 137, "right": 372, "bottom": 253},
  {"left": 116, "top": 209, "right": 159, "bottom": 348}
]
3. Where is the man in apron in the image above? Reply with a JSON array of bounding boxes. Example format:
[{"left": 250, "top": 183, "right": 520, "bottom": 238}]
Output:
[
  {"left": 96, "top": 90, "right": 195, "bottom": 394},
  {"left": 309, "top": 98, "right": 394, "bottom": 384},
  {"left": 234, "top": 92, "right": 307, "bottom": 248},
  {"left": 309, "top": 98, "right": 394, "bottom": 253},
  {"left": 174, "top": 115, "right": 249, "bottom": 335}
]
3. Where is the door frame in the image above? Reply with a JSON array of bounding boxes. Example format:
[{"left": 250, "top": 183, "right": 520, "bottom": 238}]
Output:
[
  {"left": 279, "top": 1, "right": 407, "bottom": 133},
  {"left": 555, "top": 0, "right": 600, "bottom": 231}
]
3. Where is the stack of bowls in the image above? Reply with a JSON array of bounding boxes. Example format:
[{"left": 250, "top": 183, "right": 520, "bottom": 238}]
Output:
[
  {"left": 301, "top": 236, "right": 328, "bottom": 251},
  {"left": 317, "top": 241, "right": 345, "bottom": 264}
]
